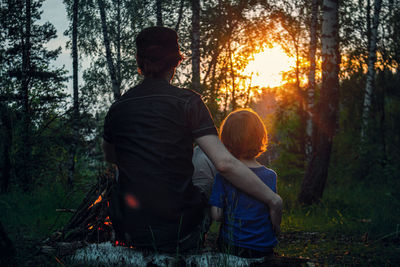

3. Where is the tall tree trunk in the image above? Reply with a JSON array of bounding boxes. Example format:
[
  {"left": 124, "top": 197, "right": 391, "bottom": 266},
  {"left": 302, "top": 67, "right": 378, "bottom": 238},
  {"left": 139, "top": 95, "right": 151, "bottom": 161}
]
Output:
[
  {"left": 366, "top": 0, "right": 372, "bottom": 53},
  {"left": 228, "top": 43, "right": 237, "bottom": 110},
  {"left": 361, "top": 0, "right": 382, "bottom": 140},
  {"left": 175, "top": 0, "right": 185, "bottom": 32},
  {"left": 202, "top": 49, "right": 220, "bottom": 84},
  {"left": 294, "top": 42, "right": 306, "bottom": 159},
  {"left": 21, "top": 0, "right": 32, "bottom": 191},
  {"left": 191, "top": 0, "right": 201, "bottom": 93},
  {"left": 244, "top": 74, "right": 252, "bottom": 108},
  {"left": 116, "top": 0, "right": 122, "bottom": 88},
  {"left": 299, "top": 0, "right": 340, "bottom": 205},
  {"left": 0, "top": 105, "right": 12, "bottom": 193},
  {"left": 156, "top": 0, "right": 163, "bottom": 26},
  {"left": 98, "top": 0, "right": 120, "bottom": 100},
  {"left": 69, "top": 0, "right": 79, "bottom": 189},
  {"left": 306, "top": 0, "right": 318, "bottom": 163}
]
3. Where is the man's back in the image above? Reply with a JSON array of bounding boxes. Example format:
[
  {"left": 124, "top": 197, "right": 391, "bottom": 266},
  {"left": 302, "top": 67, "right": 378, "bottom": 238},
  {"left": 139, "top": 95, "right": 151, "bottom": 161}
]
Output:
[{"left": 104, "top": 77, "right": 217, "bottom": 248}]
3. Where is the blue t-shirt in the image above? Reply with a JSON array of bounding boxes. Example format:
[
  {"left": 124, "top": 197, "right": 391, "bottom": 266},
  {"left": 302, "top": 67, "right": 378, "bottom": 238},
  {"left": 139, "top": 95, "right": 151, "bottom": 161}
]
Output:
[{"left": 209, "top": 166, "right": 278, "bottom": 251}]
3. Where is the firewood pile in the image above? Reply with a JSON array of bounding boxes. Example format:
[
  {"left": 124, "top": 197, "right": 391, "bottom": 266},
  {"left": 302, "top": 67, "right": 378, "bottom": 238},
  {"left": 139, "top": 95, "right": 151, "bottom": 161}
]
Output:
[{"left": 41, "top": 168, "right": 116, "bottom": 256}]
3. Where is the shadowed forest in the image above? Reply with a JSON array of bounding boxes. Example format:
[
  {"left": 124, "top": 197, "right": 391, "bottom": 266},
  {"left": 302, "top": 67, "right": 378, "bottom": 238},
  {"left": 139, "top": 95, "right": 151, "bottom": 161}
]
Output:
[{"left": 1, "top": 0, "right": 400, "bottom": 265}]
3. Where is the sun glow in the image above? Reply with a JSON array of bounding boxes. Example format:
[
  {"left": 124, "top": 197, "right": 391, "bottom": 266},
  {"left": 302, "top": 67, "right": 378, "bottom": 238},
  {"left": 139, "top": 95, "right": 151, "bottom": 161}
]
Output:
[{"left": 243, "top": 46, "right": 296, "bottom": 88}]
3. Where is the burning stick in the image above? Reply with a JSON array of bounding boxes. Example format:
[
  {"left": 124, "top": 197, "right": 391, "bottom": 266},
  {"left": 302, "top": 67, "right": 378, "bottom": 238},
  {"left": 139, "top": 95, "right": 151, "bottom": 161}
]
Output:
[{"left": 44, "top": 168, "right": 116, "bottom": 248}]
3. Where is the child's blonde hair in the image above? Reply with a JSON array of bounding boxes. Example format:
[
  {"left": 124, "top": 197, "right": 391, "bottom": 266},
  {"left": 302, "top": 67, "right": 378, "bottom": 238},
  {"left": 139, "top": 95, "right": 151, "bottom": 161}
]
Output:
[{"left": 219, "top": 108, "right": 268, "bottom": 159}]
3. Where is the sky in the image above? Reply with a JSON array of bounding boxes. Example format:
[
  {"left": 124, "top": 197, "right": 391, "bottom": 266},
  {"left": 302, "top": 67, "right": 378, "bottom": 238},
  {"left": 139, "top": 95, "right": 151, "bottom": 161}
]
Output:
[
  {"left": 40, "top": 0, "right": 85, "bottom": 94},
  {"left": 38, "top": 1, "right": 294, "bottom": 93}
]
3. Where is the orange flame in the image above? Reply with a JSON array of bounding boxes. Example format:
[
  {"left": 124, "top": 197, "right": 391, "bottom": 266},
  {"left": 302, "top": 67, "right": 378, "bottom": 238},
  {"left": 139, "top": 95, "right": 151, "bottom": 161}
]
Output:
[
  {"left": 88, "top": 195, "right": 103, "bottom": 209},
  {"left": 88, "top": 189, "right": 107, "bottom": 210},
  {"left": 104, "top": 216, "right": 112, "bottom": 226}
]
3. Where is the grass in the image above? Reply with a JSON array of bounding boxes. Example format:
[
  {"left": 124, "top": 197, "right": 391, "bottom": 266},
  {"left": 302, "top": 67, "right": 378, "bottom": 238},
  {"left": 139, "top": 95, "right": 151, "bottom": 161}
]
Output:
[
  {"left": 1, "top": 169, "right": 399, "bottom": 266},
  {"left": 277, "top": 177, "right": 400, "bottom": 238},
  {"left": 0, "top": 181, "right": 88, "bottom": 266},
  {"left": 205, "top": 166, "right": 400, "bottom": 265},
  {"left": 268, "top": 167, "right": 400, "bottom": 266}
]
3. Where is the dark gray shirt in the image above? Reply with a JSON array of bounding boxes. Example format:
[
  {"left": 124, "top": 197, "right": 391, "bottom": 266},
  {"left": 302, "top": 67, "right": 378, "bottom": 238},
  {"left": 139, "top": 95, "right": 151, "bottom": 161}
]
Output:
[{"left": 104, "top": 77, "right": 217, "bottom": 246}]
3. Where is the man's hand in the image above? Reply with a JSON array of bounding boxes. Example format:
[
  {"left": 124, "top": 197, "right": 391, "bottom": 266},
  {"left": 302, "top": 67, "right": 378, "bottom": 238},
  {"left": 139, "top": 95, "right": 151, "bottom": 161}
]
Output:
[{"left": 269, "top": 194, "right": 283, "bottom": 236}]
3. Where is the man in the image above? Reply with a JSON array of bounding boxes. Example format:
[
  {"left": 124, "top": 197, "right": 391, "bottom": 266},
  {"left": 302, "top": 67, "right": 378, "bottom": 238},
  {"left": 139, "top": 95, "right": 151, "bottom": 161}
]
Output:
[{"left": 103, "top": 26, "right": 282, "bottom": 253}]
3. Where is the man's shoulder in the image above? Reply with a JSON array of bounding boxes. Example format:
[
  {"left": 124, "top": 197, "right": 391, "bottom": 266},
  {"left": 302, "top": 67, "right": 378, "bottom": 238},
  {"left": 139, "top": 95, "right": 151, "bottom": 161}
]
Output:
[{"left": 122, "top": 81, "right": 199, "bottom": 102}]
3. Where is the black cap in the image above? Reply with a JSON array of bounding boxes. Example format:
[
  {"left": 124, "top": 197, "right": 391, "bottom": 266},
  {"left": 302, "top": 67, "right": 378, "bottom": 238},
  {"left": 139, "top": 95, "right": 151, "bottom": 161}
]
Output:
[{"left": 136, "top": 26, "right": 180, "bottom": 58}]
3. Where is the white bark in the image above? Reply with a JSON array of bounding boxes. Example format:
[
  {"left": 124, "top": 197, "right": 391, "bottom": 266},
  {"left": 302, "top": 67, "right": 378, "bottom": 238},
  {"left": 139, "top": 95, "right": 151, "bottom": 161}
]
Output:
[
  {"left": 98, "top": 0, "right": 120, "bottom": 100},
  {"left": 306, "top": 0, "right": 318, "bottom": 162},
  {"left": 299, "top": 0, "right": 339, "bottom": 204},
  {"left": 361, "top": 0, "right": 382, "bottom": 140}
]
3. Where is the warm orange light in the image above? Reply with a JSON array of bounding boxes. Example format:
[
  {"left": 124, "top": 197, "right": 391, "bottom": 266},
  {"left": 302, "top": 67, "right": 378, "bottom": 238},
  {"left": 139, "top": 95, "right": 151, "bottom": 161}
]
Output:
[
  {"left": 88, "top": 195, "right": 103, "bottom": 209},
  {"left": 243, "top": 46, "right": 296, "bottom": 88},
  {"left": 124, "top": 193, "right": 140, "bottom": 209},
  {"left": 104, "top": 216, "right": 112, "bottom": 226}
]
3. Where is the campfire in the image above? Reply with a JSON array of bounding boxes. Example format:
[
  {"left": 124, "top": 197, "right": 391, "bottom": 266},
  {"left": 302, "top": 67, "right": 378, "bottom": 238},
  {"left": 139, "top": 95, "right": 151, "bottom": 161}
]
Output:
[{"left": 41, "top": 168, "right": 122, "bottom": 255}]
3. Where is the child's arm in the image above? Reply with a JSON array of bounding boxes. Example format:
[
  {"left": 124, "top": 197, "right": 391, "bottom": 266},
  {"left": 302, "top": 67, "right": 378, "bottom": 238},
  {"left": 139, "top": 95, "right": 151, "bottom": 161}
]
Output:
[{"left": 211, "top": 206, "right": 223, "bottom": 222}]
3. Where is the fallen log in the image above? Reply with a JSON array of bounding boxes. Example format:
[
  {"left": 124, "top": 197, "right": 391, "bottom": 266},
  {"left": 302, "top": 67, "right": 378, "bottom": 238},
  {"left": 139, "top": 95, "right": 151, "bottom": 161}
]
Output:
[{"left": 69, "top": 242, "right": 314, "bottom": 267}]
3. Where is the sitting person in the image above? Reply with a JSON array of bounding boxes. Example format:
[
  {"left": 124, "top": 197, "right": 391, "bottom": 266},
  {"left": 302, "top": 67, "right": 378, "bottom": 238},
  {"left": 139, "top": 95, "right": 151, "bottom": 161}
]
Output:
[
  {"left": 209, "top": 108, "right": 278, "bottom": 258},
  {"left": 192, "top": 145, "right": 217, "bottom": 201},
  {"left": 103, "top": 26, "right": 282, "bottom": 254}
]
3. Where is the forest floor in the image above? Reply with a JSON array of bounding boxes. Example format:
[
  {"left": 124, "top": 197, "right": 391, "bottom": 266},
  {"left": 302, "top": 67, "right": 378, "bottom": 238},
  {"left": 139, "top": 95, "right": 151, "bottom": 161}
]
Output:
[
  {"left": 1, "top": 177, "right": 400, "bottom": 266},
  {"left": 205, "top": 224, "right": 400, "bottom": 266},
  {"left": 275, "top": 230, "right": 399, "bottom": 266},
  {"left": 4, "top": 227, "right": 399, "bottom": 266}
]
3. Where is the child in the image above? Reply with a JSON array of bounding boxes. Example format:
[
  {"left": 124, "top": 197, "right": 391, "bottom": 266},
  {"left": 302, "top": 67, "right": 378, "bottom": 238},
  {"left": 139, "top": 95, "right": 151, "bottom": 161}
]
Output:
[{"left": 209, "top": 108, "right": 278, "bottom": 258}]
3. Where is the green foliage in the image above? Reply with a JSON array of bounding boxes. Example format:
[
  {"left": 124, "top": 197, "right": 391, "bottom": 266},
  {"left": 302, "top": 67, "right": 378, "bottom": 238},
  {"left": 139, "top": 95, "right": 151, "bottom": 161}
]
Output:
[{"left": 0, "top": 183, "right": 80, "bottom": 240}]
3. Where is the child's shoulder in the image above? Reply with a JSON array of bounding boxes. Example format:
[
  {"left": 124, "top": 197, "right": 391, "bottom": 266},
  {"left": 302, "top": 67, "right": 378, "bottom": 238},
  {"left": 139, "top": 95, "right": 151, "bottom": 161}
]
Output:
[{"left": 252, "top": 166, "right": 277, "bottom": 179}]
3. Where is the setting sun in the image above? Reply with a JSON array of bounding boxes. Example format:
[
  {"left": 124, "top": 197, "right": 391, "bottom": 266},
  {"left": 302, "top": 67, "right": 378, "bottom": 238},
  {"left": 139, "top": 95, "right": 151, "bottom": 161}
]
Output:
[{"left": 243, "top": 46, "right": 296, "bottom": 88}]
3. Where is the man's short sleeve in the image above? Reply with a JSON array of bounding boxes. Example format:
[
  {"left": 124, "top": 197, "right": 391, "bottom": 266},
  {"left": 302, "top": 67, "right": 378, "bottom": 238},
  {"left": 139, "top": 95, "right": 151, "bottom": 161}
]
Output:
[
  {"left": 186, "top": 94, "right": 218, "bottom": 138},
  {"left": 103, "top": 110, "right": 114, "bottom": 143},
  {"left": 208, "top": 174, "right": 225, "bottom": 208}
]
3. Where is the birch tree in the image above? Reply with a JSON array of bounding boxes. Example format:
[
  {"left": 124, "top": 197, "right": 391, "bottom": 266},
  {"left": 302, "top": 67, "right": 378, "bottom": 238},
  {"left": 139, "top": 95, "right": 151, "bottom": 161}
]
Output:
[
  {"left": 299, "top": 0, "right": 340, "bottom": 204},
  {"left": 305, "top": 0, "right": 319, "bottom": 162},
  {"left": 98, "top": 0, "right": 121, "bottom": 100},
  {"left": 361, "top": 0, "right": 383, "bottom": 140}
]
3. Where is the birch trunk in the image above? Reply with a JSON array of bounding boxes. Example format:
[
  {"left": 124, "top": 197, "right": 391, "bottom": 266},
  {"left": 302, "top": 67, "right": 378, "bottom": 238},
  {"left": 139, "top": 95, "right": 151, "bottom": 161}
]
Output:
[
  {"left": 299, "top": 0, "right": 340, "bottom": 204},
  {"left": 98, "top": 0, "right": 120, "bottom": 100},
  {"left": 361, "top": 0, "right": 382, "bottom": 140},
  {"left": 191, "top": 0, "right": 201, "bottom": 93},
  {"left": 305, "top": 0, "right": 318, "bottom": 162}
]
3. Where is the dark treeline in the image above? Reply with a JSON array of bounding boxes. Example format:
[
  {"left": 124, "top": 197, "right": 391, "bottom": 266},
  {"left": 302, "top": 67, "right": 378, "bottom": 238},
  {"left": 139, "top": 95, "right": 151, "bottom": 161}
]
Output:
[{"left": 1, "top": 0, "right": 400, "bottom": 207}]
